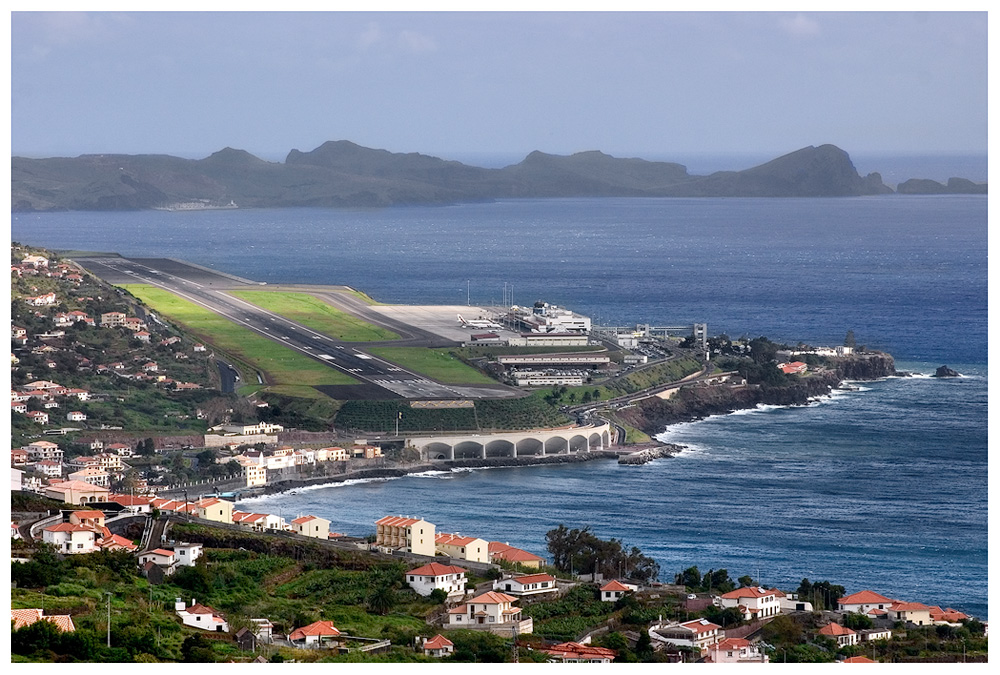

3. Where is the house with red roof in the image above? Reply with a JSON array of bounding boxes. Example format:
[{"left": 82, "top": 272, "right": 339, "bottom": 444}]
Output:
[
  {"left": 494, "top": 573, "right": 559, "bottom": 597},
  {"left": 488, "top": 541, "right": 545, "bottom": 569},
  {"left": 447, "top": 591, "right": 532, "bottom": 634},
  {"left": 406, "top": 562, "right": 467, "bottom": 598},
  {"left": 718, "top": 586, "right": 781, "bottom": 621},
  {"left": 842, "top": 656, "right": 877, "bottom": 663},
  {"left": 888, "top": 601, "right": 933, "bottom": 626},
  {"left": 435, "top": 531, "right": 489, "bottom": 562},
  {"left": 68, "top": 509, "right": 105, "bottom": 531},
  {"left": 140, "top": 548, "right": 178, "bottom": 574},
  {"left": 11, "top": 609, "right": 75, "bottom": 633},
  {"left": 42, "top": 522, "right": 97, "bottom": 554},
  {"left": 195, "top": 497, "right": 234, "bottom": 523},
  {"left": 175, "top": 599, "right": 229, "bottom": 632},
  {"left": 291, "top": 514, "right": 330, "bottom": 539},
  {"left": 779, "top": 361, "right": 808, "bottom": 374},
  {"left": 26, "top": 410, "right": 49, "bottom": 425},
  {"left": 421, "top": 634, "right": 454, "bottom": 658},
  {"left": 375, "top": 515, "right": 437, "bottom": 556},
  {"left": 837, "top": 589, "right": 895, "bottom": 615},
  {"left": 929, "top": 606, "right": 970, "bottom": 626},
  {"left": 706, "top": 637, "right": 769, "bottom": 663},
  {"left": 600, "top": 579, "right": 638, "bottom": 602},
  {"left": 99, "top": 533, "right": 138, "bottom": 552},
  {"left": 651, "top": 618, "right": 722, "bottom": 652},
  {"left": 819, "top": 622, "right": 858, "bottom": 647},
  {"left": 539, "top": 642, "right": 618, "bottom": 663},
  {"left": 288, "top": 620, "right": 341, "bottom": 648}
]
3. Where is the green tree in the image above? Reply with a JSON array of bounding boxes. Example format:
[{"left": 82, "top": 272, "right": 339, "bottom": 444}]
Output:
[
  {"left": 844, "top": 330, "right": 856, "bottom": 348},
  {"left": 738, "top": 575, "right": 754, "bottom": 588},
  {"left": 428, "top": 588, "right": 448, "bottom": 604},
  {"left": 842, "top": 612, "right": 873, "bottom": 630},
  {"left": 366, "top": 584, "right": 396, "bottom": 615},
  {"left": 675, "top": 566, "right": 701, "bottom": 589}
]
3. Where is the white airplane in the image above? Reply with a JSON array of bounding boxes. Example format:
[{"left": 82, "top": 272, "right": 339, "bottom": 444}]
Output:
[{"left": 458, "top": 313, "right": 501, "bottom": 329}]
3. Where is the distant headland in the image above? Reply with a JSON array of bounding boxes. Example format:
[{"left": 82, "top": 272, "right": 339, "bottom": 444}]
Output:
[{"left": 11, "top": 141, "right": 986, "bottom": 212}]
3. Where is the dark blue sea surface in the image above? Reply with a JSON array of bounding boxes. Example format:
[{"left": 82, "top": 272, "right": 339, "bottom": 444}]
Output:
[{"left": 11, "top": 195, "right": 987, "bottom": 618}]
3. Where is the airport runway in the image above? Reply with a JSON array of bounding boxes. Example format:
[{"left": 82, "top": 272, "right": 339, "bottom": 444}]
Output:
[{"left": 75, "top": 257, "right": 518, "bottom": 400}]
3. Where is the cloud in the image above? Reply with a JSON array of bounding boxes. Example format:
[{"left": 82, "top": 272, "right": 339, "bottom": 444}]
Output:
[
  {"left": 398, "top": 29, "right": 437, "bottom": 54},
  {"left": 778, "top": 13, "right": 821, "bottom": 38},
  {"left": 358, "top": 21, "right": 382, "bottom": 49}
]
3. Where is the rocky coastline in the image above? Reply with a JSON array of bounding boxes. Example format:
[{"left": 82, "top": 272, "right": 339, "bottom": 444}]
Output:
[{"left": 613, "top": 353, "right": 897, "bottom": 438}]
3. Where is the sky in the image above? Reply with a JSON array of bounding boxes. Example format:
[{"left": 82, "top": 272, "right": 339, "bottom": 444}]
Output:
[{"left": 8, "top": 8, "right": 990, "bottom": 165}]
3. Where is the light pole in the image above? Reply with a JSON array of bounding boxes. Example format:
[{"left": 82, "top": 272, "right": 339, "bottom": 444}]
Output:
[{"left": 105, "top": 591, "right": 112, "bottom": 648}]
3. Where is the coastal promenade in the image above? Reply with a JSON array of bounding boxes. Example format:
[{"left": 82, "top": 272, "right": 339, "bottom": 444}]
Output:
[{"left": 410, "top": 422, "right": 613, "bottom": 460}]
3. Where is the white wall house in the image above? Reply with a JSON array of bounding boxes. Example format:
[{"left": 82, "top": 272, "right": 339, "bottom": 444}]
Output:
[
  {"left": 717, "top": 586, "right": 781, "bottom": 621},
  {"left": 175, "top": 599, "right": 229, "bottom": 632},
  {"left": 447, "top": 591, "right": 532, "bottom": 634},
  {"left": 42, "top": 523, "right": 97, "bottom": 554},
  {"left": 600, "top": 580, "right": 637, "bottom": 601},
  {"left": 174, "top": 543, "right": 203, "bottom": 567},
  {"left": 406, "top": 562, "right": 467, "bottom": 598},
  {"left": 651, "top": 618, "right": 722, "bottom": 652},
  {"left": 493, "top": 573, "right": 558, "bottom": 597},
  {"left": 837, "top": 590, "right": 895, "bottom": 614}
]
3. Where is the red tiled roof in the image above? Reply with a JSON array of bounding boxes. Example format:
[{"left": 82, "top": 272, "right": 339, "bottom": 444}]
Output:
[
  {"left": 376, "top": 515, "right": 424, "bottom": 527},
  {"left": 291, "top": 515, "right": 319, "bottom": 525},
  {"left": 144, "top": 548, "right": 175, "bottom": 557},
  {"left": 541, "top": 642, "right": 617, "bottom": 660},
  {"left": 843, "top": 656, "right": 876, "bottom": 663},
  {"left": 680, "top": 618, "right": 721, "bottom": 634},
  {"left": 408, "top": 562, "right": 466, "bottom": 577},
  {"left": 889, "top": 601, "right": 930, "bottom": 612},
  {"left": 713, "top": 638, "right": 750, "bottom": 650},
  {"left": 288, "top": 620, "right": 340, "bottom": 640},
  {"left": 819, "top": 623, "right": 856, "bottom": 636},
  {"left": 600, "top": 580, "right": 632, "bottom": 592},
  {"left": 512, "top": 573, "right": 556, "bottom": 585},
  {"left": 436, "top": 532, "right": 481, "bottom": 546},
  {"left": 720, "top": 586, "right": 772, "bottom": 599},
  {"left": 11, "top": 609, "right": 75, "bottom": 632},
  {"left": 447, "top": 605, "right": 468, "bottom": 614},
  {"left": 44, "top": 523, "right": 95, "bottom": 533},
  {"left": 489, "top": 542, "right": 544, "bottom": 562},
  {"left": 468, "top": 591, "right": 518, "bottom": 605},
  {"left": 839, "top": 590, "right": 894, "bottom": 605},
  {"left": 423, "top": 634, "right": 454, "bottom": 650}
]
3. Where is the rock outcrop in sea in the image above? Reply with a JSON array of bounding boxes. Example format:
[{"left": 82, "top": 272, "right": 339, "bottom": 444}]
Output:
[{"left": 933, "top": 365, "right": 961, "bottom": 377}]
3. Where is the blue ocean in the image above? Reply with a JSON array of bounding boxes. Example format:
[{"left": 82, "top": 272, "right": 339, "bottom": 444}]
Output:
[{"left": 11, "top": 192, "right": 987, "bottom": 619}]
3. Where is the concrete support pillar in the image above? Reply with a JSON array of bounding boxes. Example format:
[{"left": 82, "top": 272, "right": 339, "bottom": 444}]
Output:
[
  {"left": 449, "top": 446, "right": 455, "bottom": 461},
  {"left": 481, "top": 445, "right": 487, "bottom": 459},
  {"left": 512, "top": 443, "right": 517, "bottom": 459}
]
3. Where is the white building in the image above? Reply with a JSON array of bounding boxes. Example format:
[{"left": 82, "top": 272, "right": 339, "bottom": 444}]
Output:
[
  {"left": 42, "top": 523, "right": 97, "bottom": 554},
  {"left": 447, "top": 591, "right": 532, "bottom": 634},
  {"left": 406, "top": 562, "right": 467, "bottom": 598},
  {"left": 291, "top": 514, "right": 330, "bottom": 539},
  {"left": 651, "top": 618, "right": 722, "bottom": 652},
  {"left": 435, "top": 532, "right": 490, "bottom": 562},
  {"left": 175, "top": 599, "right": 229, "bottom": 632},
  {"left": 174, "top": 543, "right": 203, "bottom": 567},
  {"left": 375, "top": 515, "right": 436, "bottom": 557},
  {"left": 493, "top": 573, "right": 558, "bottom": 597},
  {"left": 706, "top": 638, "right": 769, "bottom": 663},
  {"left": 717, "top": 586, "right": 781, "bottom": 621},
  {"left": 837, "top": 590, "right": 895, "bottom": 614},
  {"left": 600, "top": 579, "right": 638, "bottom": 602}
]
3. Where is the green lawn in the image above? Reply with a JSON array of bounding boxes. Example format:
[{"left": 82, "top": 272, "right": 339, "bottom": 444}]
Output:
[
  {"left": 367, "top": 347, "right": 497, "bottom": 384},
  {"left": 228, "top": 290, "right": 398, "bottom": 341},
  {"left": 120, "top": 284, "right": 356, "bottom": 396}
]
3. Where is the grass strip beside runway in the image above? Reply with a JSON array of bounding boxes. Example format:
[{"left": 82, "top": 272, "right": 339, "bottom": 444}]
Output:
[
  {"left": 228, "top": 290, "right": 399, "bottom": 342},
  {"left": 120, "top": 284, "right": 357, "bottom": 394},
  {"left": 367, "top": 347, "right": 497, "bottom": 384}
]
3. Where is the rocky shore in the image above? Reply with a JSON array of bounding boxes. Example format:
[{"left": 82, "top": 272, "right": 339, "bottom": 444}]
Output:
[
  {"left": 613, "top": 353, "right": 897, "bottom": 438},
  {"left": 618, "top": 444, "right": 686, "bottom": 465}
]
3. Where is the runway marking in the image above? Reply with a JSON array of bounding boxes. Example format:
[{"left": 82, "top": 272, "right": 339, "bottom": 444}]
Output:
[{"left": 319, "top": 354, "right": 335, "bottom": 360}]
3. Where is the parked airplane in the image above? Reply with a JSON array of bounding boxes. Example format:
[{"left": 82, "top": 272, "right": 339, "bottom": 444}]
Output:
[{"left": 458, "top": 313, "right": 501, "bottom": 329}]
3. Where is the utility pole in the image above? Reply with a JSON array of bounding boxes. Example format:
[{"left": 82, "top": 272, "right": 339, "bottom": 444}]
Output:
[{"left": 511, "top": 624, "right": 518, "bottom": 663}]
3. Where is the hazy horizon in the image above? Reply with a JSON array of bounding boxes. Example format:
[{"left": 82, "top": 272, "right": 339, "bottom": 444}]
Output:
[{"left": 11, "top": 11, "right": 987, "bottom": 163}]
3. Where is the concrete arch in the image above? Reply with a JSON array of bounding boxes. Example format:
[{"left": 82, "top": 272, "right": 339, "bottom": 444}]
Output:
[
  {"left": 569, "top": 434, "right": 589, "bottom": 452},
  {"left": 453, "top": 441, "right": 483, "bottom": 459},
  {"left": 516, "top": 438, "right": 544, "bottom": 456},
  {"left": 485, "top": 439, "right": 515, "bottom": 458},
  {"left": 545, "top": 436, "right": 569, "bottom": 454},
  {"left": 603, "top": 430, "right": 611, "bottom": 447},
  {"left": 589, "top": 432, "right": 604, "bottom": 451},
  {"left": 424, "top": 442, "right": 453, "bottom": 460}
]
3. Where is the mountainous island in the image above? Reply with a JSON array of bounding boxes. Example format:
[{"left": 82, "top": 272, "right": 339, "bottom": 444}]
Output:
[{"left": 11, "top": 142, "right": 986, "bottom": 212}]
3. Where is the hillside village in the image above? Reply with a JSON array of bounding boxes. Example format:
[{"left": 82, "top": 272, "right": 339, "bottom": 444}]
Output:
[
  {"left": 11, "top": 480, "right": 988, "bottom": 663},
  {"left": 9, "top": 246, "right": 987, "bottom": 663}
]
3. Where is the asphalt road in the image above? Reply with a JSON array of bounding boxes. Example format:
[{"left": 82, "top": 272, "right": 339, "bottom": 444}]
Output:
[{"left": 76, "top": 257, "right": 517, "bottom": 400}]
